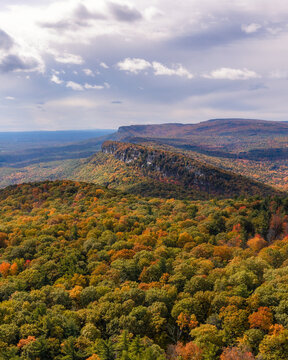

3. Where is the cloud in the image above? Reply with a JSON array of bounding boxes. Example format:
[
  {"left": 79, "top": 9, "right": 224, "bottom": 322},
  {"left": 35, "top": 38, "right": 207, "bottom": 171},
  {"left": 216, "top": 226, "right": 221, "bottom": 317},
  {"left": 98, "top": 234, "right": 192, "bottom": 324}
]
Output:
[
  {"left": 152, "top": 62, "right": 193, "bottom": 79},
  {"left": 50, "top": 74, "right": 63, "bottom": 84},
  {"left": 267, "top": 26, "right": 283, "bottom": 35},
  {"left": 40, "top": 4, "right": 106, "bottom": 31},
  {"left": 84, "top": 83, "right": 104, "bottom": 90},
  {"left": 40, "top": 19, "right": 77, "bottom": 31},
  {"left": 241, "top": 23, "right": 262, "bottom": 34},
  {"left": 66, "top": 81, "right": 84, "bottom": 91},
  {"left": 173, "top": 23, "right": 246, "bottom": 50},
  {"left": 54, "top": 52, "right": 84, "bottom": 65},
  {"left": 100, "top": 62, "right": 109, "bottom": 69},
  {"left": 0, "top": 54, "right": 41, "bottom": 73},
  {"left": 144, "top": 6, "right": 163, "bottom": 20},
  {"left": 0, "top": 29, "right": 14, "bottom": 50},
  {"left": 5, "top": 96, "right": 15, "bottom": 100},
  {"left": 117, "top": 58, "right": 193, "bottom": 79},
  {"left": 74, "top": 4, "right": 106, "bottom": 21},
  {"left": 66, "top": 81, "right": 107, "bottom": 91},
  {"left": 109, "top": 2, "right": 142, "bottom": 22},
  {"left": 204, "top": 67, "right": 260, "bottom": 80},
  {"left": 83, "top": 68, "right": 94, "bottom": 76},
  {"left": 117, "top": 57, "right": 151, "bottom": 73}
]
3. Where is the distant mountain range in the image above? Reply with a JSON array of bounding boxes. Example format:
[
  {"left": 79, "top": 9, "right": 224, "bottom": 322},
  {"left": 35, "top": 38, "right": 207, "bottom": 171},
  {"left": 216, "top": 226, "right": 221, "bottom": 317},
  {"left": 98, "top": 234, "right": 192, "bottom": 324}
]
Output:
[
  {"left": 1, "top": 118, "right": 288, "bottom": 167},
  {"left": 115, "top": 118, "right": 288, "bottom": 161},
  {"left": 117, "top": 118, "right": 288, "bottom": 138}
]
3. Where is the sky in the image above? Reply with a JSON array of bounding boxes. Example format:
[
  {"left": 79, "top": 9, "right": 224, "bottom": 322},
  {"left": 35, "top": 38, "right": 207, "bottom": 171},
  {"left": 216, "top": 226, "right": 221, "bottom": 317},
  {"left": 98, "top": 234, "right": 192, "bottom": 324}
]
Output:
[{"left": 0, "top": 0, "right": 288, "bottom": 130}]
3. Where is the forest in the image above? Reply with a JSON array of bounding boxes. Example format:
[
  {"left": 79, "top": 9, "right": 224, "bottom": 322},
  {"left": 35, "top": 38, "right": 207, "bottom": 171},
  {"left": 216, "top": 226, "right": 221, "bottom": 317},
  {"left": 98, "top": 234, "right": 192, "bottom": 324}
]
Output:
[{"left": 0, "top": 180, "right": 287, "bottom": 359}]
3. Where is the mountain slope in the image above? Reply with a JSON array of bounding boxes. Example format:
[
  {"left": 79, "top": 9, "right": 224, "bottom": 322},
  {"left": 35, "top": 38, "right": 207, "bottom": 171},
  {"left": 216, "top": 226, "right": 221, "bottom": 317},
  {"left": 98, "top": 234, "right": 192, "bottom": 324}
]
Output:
[{"left": 70, "top": 141, "right": 280, "bottom": 199}]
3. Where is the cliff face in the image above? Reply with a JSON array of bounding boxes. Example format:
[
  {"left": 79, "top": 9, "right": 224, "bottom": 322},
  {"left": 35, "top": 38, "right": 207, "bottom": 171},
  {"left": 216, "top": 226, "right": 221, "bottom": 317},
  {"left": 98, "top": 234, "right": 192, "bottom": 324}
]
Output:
[
  {"left": 102, "top": 141, "right": 204, "bottom": 183},
  {"left": 101, "top": 141, "right": 279, "bottom": 198}
]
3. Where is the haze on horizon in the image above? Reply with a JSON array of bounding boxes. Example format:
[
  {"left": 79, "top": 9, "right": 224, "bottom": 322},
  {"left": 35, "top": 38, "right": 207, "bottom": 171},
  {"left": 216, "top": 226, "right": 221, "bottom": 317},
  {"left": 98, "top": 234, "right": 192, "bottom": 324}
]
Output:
[{"left": 0, "top": 0, "right": 288, "bottom": 131}]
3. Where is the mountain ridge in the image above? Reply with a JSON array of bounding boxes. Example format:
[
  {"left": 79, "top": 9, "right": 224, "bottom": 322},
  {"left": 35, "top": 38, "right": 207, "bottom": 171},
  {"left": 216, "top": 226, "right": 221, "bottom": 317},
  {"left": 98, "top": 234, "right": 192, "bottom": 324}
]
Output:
[
  {"left": 100, "top": 140, "right": 280, "bottom": 199},
  {"left": 116, "top": 118, "right": 288, "bottom": 139}
]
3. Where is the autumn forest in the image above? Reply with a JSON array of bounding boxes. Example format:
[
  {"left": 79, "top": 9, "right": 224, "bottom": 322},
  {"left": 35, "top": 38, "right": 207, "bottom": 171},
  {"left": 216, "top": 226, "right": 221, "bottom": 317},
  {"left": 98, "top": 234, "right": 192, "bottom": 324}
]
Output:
[
  {"left": 0, "top": 178, "right": 286, "bottom": 359},
  {"left": 0, "top": 119, "right": 288, "bottom": 359}
]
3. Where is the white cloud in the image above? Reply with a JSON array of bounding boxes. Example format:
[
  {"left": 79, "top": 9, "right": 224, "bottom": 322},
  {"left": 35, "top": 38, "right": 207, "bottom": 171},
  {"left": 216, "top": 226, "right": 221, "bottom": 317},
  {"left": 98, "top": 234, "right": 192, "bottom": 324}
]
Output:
[
  {"left": 152, "top": 62, "right": 193, "bottom": 79},
  {"left": 117, "top": 58, "right": 193, "bottom": 79},
  {"left": 117, "top": 57, "right": 151, "bottom": 73},
  {"left": 84, "top": 83, "right": 104, "bottom": 90},
  {"left": 50, "top": 74, "right": 63, "bottom": 84},
  {"left": 66, "top": 81, "right": 108, "bottom": 91},
  {"left": 204, "top": 67, "right": 260, "bottom": 80},
  {"left": 241, "top": 23, "right": 261, "bottom": 34},
  {"left": 144, "top": 6, "right": 163, "bottom": 20},
  {"left": 100, "top": 62, "right": 109, "bottom": 69},
  {"left": 5, "top": 96, "right": 15, "bottom": 100},
  {"left": 54, "top": 52, "right": 84, "bottom": 65},
  {"left": 83, "top": 68, "right": 94, "bottom": 76},
  {"left": 66, "top": 81, "right": 84, "bottom": 91}
]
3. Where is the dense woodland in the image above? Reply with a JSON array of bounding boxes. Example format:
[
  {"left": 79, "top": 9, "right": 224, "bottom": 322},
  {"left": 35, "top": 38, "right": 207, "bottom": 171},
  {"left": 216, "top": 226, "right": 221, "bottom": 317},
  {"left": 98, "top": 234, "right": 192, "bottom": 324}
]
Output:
[
  {"left": 183, "top": 152, "right": 288, "bottom": 192},
  {"left": 0, "top": 180, "right": 287, "bottom": 359}
]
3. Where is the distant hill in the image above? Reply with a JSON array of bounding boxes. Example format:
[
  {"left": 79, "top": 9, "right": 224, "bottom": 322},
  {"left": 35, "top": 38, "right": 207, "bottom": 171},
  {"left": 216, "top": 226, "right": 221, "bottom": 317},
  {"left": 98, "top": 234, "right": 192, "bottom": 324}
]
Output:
[
  {"left": 73, "top": 140, "right": 279, "bottom": 199},
  {"left": 117, "top": 118, "right": 288, "bottom": 139},
  {"left": 116, "top": 118, "right": 288, "bottom": 161}
]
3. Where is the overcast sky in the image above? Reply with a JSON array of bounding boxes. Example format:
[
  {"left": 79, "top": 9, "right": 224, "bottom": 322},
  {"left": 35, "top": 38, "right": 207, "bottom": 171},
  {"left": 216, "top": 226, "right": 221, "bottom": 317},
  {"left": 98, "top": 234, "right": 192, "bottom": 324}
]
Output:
[{"left": 0, "top": 0, "right": 288, "bottom": 130}]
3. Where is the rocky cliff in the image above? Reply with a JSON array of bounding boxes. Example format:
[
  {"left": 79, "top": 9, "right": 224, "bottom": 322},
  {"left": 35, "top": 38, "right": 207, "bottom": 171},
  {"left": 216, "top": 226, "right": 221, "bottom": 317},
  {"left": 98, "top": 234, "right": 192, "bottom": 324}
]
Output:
[{"left": 101, "top": 141, "right": 279, "bottom": 198}]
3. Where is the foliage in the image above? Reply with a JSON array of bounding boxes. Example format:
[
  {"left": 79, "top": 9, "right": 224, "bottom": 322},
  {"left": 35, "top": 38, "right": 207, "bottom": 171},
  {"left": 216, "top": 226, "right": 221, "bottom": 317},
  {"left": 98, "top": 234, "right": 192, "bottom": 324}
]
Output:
[{"left": 0, "top": 180, "right": 286, "bottom": 358}]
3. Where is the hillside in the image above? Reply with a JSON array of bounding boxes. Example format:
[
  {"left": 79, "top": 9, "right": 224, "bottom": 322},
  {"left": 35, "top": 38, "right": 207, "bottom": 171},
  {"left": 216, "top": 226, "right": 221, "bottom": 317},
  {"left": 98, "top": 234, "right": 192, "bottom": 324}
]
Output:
[
  {"left": 0, "top": 180, "right": 288, "bottom": 358},
  {"left": 94, "top": 141, "right": 279, "bottom": 199},
  {"left": 111, "top": 119, "right": 288, "bottom": 192}
]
